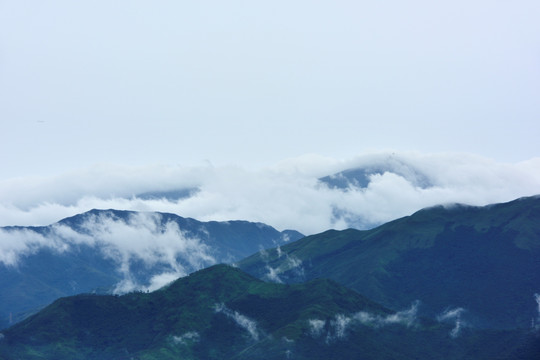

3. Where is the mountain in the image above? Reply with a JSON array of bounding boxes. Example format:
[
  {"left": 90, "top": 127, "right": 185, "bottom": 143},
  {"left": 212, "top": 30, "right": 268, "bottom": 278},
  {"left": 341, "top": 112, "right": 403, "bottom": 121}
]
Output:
[
  {"left": 317, "top": 155, "right": 436, "bottom": 228},
  {"left": 134, "top": 187, "right": 199, "bottom": 201},
  {"left": 319, "top": 156, "right": 433, "bottom": 190},
  {"left": 239, "top": 196, "right": 540, "bottom": 329},
  {"left": 0, "top": 264, "right": 537, "bottom": 360},
  {"left": 0, "top": 210, "right": 303, "bottom": 329}
]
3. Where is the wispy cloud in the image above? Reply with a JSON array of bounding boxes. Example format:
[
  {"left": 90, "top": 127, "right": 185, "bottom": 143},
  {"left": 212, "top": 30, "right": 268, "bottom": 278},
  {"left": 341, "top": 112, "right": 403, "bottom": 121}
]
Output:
[
  {"left": 379, "top": 300, "right": 419, "bottom": 327},
  {"left": 265, "top": 265, "right": 283, "bottom": 284},
  {"left": 330, "top": 314, "right": 352, "bottom": 341},
  {"left": 0, "top": 211, "right": 216, "bottom": 292},
  {"left": 533, "top": 294, "right": 540, "bottom": 331},
  {"left": 67, "top": 211, "right": 216, "bottom": 293},
  {"left": 214, "top": 303, "right": 261, "bottom": 341},
  {"left": 260, "top": 244, "right": 305, "bottom": 283},
  {"left": 308, "top": 319, "right": 326, "bottom": 338},
  {"left": 309, "top": 301, "right": 419, "bottom": 343},
  {"left": 0, "top": 228, "right": 69, "bottom": 267},
  {"left": 437, "top": 307, "right": 466, "bottom": 338},
  {"left": 171, "top": 331, "right": 200, "bottom": 345},
  {"left": 1, "top": 153, "right": 539, "bottom": 235}
]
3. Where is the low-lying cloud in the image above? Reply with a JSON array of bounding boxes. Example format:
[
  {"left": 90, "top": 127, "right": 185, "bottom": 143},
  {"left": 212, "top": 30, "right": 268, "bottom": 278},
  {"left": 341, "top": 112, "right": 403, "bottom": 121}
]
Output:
[
  {"left": 308, "top": 319, "right": 326, "bottom": 338},
  {"left": 214, "top": 303, "right": 261, "bottom": 341},
  {"left": 0, "top": 228, "right": 69, "bottom": 267},
  {"left": 171, "top": 331, "right": 200, "bottom": 345},
  {"left": 309, "top": 301, "right": 419, "bottom": 343},
  {"left": 0, "top": 211, "right": 216, "bottom": 292},
  {"left": 437, "top": 307, "right": 466, "bottom": 338},
  {"left": 259, "top": 244, "right": 305, "bottom": 283},
  {"left": 533, "top": 293, "right": 540, "bottom": 331},
  {"left": 1, "top": 152, "right": 540, "bottom": 235}
]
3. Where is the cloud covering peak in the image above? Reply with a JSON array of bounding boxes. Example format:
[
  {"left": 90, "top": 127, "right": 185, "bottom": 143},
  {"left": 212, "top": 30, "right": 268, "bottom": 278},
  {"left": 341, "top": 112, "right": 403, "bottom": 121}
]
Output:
[{"left": 1, "top": 152, "right": 539, "bottom": 235}]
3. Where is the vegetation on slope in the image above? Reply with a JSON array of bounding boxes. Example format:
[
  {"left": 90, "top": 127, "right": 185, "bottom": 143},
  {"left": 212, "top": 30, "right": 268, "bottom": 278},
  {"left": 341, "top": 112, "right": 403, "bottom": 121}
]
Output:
[
  {"left": 239, "top": 196, "right": 540, "bottom": 328},
  {"left": 0, "top": 209, "right": 303, "bottom": 329},
  {"left": 2, "top": 264, "right": 536, "bottom": 359}
]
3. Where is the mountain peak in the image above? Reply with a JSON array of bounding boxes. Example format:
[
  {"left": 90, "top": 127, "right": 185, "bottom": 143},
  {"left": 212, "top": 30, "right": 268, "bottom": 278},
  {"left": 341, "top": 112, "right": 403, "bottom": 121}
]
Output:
[{"left": 239, "top": 195, "right": 540, "bottom": 329}]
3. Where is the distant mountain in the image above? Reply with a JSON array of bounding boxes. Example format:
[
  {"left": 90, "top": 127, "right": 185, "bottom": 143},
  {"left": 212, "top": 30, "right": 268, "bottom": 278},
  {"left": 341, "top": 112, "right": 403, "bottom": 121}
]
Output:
[
  {"left": 318, "top": 155, "right": 436, "bottom": 228},
  {"left": 134, "top": 187, "right": 199, "bottom": 201},
  {"left": 239, "top": 196, "right": 540, "bottom": 329},
  {"left": 0, "top": 210, "right": 303, "bottom": 329},
  {"left": 0, "top": 265, "right": 536, "bottom": 360},
  {"left": 319, "top": 156, "right": 433, "bottom": 190}
]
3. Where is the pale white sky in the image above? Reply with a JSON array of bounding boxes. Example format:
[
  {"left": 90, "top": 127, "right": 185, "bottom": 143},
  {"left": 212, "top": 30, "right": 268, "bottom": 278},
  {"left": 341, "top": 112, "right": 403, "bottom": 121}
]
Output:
[{"left": 1, "top": 1, "right": 539, "bottom": 179}]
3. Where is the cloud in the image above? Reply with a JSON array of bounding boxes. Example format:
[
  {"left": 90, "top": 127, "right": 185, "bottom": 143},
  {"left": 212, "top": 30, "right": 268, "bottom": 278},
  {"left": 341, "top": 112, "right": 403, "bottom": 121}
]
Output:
[
  {"left": 0, "top": 211, "right": 216, "bottom": 293},
  {"left": 64, "top": 211, "right": 216, "bottom": 293},
  {"left": 380, "top": 300, "right": 419, "bottom": 327},
  {"left": 0, "top": 228, "right": 69, "bottom": 267},
  {"left": 1, "top": 152, "right": 539, "bottom": 235},
  {"left": 171, "top": 331, "right": 200, "bottom": 345},
  {"left": 260, "top": 244, "right": 305, "bottom": 283},
  {"left": 282, "top": 336, "right": 294, "bottom": 344},
  {"left": 214, "top": 303, "right": 260, "bottom": 341},
  {"left": 437, "top": 308, "right": 466, "bottom": 338},
  {"left": 330, "top": 314, "right": 352, "bottom": 341},
  {"left": 265, "top": 265, "right": 283, "bottom": 284},
  {"left": 309, "top": 301, "right": 420, "bottom": 343},
  {"left": 145, "top": 272, "right": 186, "bottom": 293},
  {"left": 308, "top": 319, "right": 326, "bottom": 338},
  {"left": 533, "top": 294, "right": 540, "bottom": 331}
]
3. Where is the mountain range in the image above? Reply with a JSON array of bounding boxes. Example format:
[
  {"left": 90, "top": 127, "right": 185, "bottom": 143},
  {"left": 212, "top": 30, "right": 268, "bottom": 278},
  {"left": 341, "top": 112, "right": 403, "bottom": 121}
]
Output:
[
  {"left": 0, "top": 196, "right": 539, "bottom": 358},
  {"left": 0, "top": 210, "right": 302, "bottom": 329},
  {"left": 239, "top": 196, "right": 540, "bottom": 329},
  {"left": 1, "top": 264, "right": 538, "bottom": 360}
]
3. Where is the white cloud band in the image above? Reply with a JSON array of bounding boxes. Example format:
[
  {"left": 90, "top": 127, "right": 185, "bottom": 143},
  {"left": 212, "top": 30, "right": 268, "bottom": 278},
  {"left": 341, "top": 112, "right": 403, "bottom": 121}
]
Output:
[{"left": 1, "top": 152, "right": 539, "bottom": 235}]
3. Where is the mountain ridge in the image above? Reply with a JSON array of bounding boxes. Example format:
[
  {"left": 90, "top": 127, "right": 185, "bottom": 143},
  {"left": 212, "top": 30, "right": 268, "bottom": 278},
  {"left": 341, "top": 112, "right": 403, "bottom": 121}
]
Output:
[
  {"left": 0, "top": 210, "right": 303, "bottom": 329},
  {"left": 238, "top": 195, "right": 540, "bottom": 329},
  {"left": 1, "top": 264, "right": 537, "bottom": 360}
]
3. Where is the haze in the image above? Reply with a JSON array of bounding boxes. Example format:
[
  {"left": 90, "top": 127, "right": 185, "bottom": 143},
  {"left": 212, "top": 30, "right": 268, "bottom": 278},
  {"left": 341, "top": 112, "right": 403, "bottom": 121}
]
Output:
[
  {"left": 1, "top": 1, "right": 539, "bottom": 232},
  {"left": 1, "top": 1, "right": 539, "bottom": 177}
]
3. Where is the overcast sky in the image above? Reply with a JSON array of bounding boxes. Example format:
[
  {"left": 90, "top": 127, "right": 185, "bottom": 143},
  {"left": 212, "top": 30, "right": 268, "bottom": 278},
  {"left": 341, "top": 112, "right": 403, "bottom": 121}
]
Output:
[
  {"left": 1, "top": 1, "right": 539, "bottom": 231},
  {"left": 1, "top": 1, "right": 539, "bottom": 178}
]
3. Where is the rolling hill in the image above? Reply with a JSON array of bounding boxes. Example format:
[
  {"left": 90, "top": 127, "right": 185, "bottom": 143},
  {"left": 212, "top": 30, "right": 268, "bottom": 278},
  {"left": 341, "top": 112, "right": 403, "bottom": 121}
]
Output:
[
  {"left": 0, "top": 210, "right": 303, "bottom": 329},
  {"left": 0, "top": 265, "right": 537, "bottom": 360},
  {"left": 239, "top": 196, "right": 540, "bottom": 329}
]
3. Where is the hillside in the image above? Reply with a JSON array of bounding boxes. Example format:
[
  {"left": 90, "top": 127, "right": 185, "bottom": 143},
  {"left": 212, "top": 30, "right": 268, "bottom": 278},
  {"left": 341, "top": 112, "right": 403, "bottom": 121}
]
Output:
[
  {"left": 239, "top": 196, "right": 540, "bottom": 329},
  {"left": 0, "top": 265, "right": 537, "bottom": 360},
  {"left": 0, "top": 210, "right": 302, "bottom": 329}
]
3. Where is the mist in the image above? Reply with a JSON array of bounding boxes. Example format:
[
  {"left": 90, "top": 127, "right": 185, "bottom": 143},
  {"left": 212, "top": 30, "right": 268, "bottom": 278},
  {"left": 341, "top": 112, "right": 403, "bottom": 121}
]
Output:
[
  {"left": 534, "top": 294, "right": 540, "bottom": 330},
  {"left": 1, "top": 153, "right": 539, "bottom": 235},
  {"left": 171, "top": 331, "right": 200, "bottom": 345},
  {"left": 214, "top": 303, "right": 260, "bottom": 341},
  {"left": 0, "top": 211, "right": 216, "bottom": 292},
  {"left": 309, "top": 301, "right": 420, "bottom": 343},
  {"left": 437, "top": 308, "right": 466, "bottom": 338}
]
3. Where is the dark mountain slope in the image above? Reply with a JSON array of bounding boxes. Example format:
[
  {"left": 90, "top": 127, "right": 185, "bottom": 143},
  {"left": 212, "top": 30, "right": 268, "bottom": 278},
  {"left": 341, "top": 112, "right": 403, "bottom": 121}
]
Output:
[
  {"left": 239, "top": 196, "right": 540, "bottom": 329},
  {"left": 57, "top": 209, "right": 303, "bottom": 261},
  {"left": 0, "top": 265, "right": 536, "bottom": 360},
  {"left": 0, "top": 210, "right": 303, "bottom": 329}
]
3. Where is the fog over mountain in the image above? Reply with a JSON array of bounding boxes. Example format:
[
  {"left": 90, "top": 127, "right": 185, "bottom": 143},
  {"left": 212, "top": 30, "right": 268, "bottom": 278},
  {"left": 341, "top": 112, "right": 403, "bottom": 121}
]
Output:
[
  {"left": 0, "top": 209, "right": 302, "bottom": 330},
  {"left": 1, "top": 152, "right": 539, "bottom": 235},
  {"left": 1, "top": 2, "right": 538, "bottom": 358},
  {"left": 2, "top": 2, "right": 538, "bottom": 233}
]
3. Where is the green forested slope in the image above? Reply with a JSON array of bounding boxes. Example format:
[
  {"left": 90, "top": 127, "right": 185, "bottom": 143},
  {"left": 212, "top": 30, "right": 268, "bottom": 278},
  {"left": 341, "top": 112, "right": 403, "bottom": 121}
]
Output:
[{"left": 239, "top": 196, "right": 540, "bottom": 328}]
